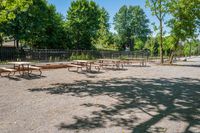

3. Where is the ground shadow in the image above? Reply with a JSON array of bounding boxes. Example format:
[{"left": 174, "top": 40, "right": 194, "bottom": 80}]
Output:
[
  {"left": 0, "top": 76, "right": 21, "bottom": 81},
  {"left": 174, "top": 64, "right": 200, "bottom": 68},
  {"left": 13, "top": 73, "right": 46, "bottom": 80},
  {"left": 29, "top": 77, "right": 200, "bottom": 133}
]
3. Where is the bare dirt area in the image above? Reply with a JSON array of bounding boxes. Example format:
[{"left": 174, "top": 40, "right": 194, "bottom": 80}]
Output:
[{"left": 0, "top": 57, "right": 200, "bottom": 133}]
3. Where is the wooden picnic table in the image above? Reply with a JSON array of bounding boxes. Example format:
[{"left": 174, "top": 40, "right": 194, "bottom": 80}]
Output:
[
  {"left": 73, "top": 60, "right": 96, "bottom": 71},
  {"left": 98, "top": 59, "right": 124, "bottom": 69},
  {"left": 8, "top": 61, "right": 32, "bottom": 76},
  {"left": 8, "top": 61, "right": 42, "bottom": 76},
  {"left": 123, "top": 58, "right": 147, "bottom": 66}
]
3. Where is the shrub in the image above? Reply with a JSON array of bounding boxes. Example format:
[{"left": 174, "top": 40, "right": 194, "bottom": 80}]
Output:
[{"left": 69, "top": 52, "right": 95, "bottom": 60}]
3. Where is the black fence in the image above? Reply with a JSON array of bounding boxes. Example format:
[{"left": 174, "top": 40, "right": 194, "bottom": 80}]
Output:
[{"left": 0, "top": 48, "right": 149, "bottom": 62}]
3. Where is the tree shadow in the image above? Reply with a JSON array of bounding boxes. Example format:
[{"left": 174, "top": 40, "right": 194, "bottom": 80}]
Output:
[
  {"left": 28, "top": 77, "right": 200, "bottom": 133},
  {"left": 15, "top": 74, "right": 46, "bottom": 80},
  {"left": 174, "top": 64, "right": 200, "bottom": 68},
  {"left": 0, "top": 76, "right": 21, "bottom": 81}
]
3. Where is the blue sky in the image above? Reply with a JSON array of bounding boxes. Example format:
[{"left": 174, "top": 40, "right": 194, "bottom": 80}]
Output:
[{"left": 47, "top": 0, "right": 164, "bottom": 34}]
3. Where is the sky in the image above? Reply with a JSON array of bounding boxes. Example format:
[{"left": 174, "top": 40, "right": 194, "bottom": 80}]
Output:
[{"left": 47, "top": 0, "right": 166, "bottom": 34}]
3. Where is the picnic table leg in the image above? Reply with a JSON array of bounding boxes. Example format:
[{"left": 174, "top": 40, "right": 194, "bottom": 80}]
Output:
[
  {"left": 86, "top": 63, "right": 92, "bottom": 72},
  {"left": 18, "top": 65, "right": 23, "bottom": 76},
  {"left": 27, "top": 64, "right": 31, "bottom": 76}
]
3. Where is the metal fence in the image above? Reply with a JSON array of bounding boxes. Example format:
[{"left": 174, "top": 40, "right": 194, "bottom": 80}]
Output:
[{"left": 0, "top": 48, "right": 149, "bottom": 62}]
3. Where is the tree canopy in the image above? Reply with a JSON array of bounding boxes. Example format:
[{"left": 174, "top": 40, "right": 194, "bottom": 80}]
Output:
[
  {"left": 0, "top": 0, "right": 199, "bottom": 61},
  {"left": 146, "top": 0, "right": 168, "bottom": 64},
  {"left": 0, "top": 0, "right": 33, "bottom": 24},
  {"left": 114, "top": 5, "right": 151, "bottom": 50},
  {"left": 66, "top": 0, "right": 101, "bottom": 50}
]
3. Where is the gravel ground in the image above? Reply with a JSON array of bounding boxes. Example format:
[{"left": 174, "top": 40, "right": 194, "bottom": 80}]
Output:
[{"left": 0, "top": 57, "right": 200, "bottom": 133}]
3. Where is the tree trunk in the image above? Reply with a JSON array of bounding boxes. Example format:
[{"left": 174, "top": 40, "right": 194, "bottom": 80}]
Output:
[
  {"left": 0, "top": 42, "right": 2, "bottom": 61},
  {"left": 130, "top": 37, "right": 134, "bottom": 51},
  {"left": 169, "top": 40, "right": 179, "bottom": 64},
  {"left": 159, "top": 21, "right": 164, "bottom": 64},
  {"left": 16, "top": 39, "right": 19, "bottom": 48},
  {"left": 169, "top": 50, "right": 174, "bottom": 64},
  {"left": 159, "top": 0, "right": 164, "bottom": 64},
  {"left": 189, "top": 42, "right": 192, "bottom": 58}
]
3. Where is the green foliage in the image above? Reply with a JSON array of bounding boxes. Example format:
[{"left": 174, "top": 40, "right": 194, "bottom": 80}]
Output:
[
  {"left": 134, "top": 38, "right": 144, "bottom": 50},
  {"left": 145, "top": 36, "right": 159, "bottom": 56},
  {"left": 146, "top": 0, "right": 168, "bottom": 64},
  {"left": 119, "top": 55, "right": 129, "bottom": 60},
  {"left": 165, "top": 0, "right": 200, "bottom": 63},
  {"left": 167, "top": 0, "right": 200, "bottom": 41},
  {"left": 0, "top": 61, "right": 8, "bottom": 64},
  {"left": 69, "top": 52, "right": 95, "bottom": 60},
  {"left": 163, "top": 36, "right": 177, "bottom": 51},
  {"left": 114, "top": 5, "right": 151, "bottom": 50},
  {"left": 0, "top": 0, "right": 33, "bottom": 24},
  {"left": 183, "top": 40, "right": 200, "bottom": 56},
  {"left": 0, "top": 33, "right": 3, "bottom": 45},
  {"left": 66, "top": 0, "right": 101, "bottom": 50},
  {"left": 92, "top": 8, "right": 112, "bottom": 49},
  {"left": 30, "top": 4, "right": 67, "bottom": 49},
  {"left": 0, "top": 0, "right": 68, "bottom": 49}
]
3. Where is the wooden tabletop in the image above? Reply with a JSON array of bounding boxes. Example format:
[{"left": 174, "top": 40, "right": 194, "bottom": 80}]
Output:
[
  {"left": 73, "top": 60, "right": 95, "bottom": 63},
  {"left": 8, "top": 62, "right": 31, "bottom": 65},
  {"left": 98, "top": 59, "right": 121, "bottom": 62}
]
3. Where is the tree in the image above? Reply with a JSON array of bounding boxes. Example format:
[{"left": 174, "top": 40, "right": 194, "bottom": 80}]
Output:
[
  {"left": 163, "top": 35, "right": 177, "bottom": 57},
  {"left": 145, "top": 36, "right": 159, "bottom": 56},
  {"left": 183, "top": 40, "right": 199, "bottom": 57},
  {"left": 1, "top": 0, "right": 67, "bottom": 49},
  {"left": 146, "top": 0, "right": 168, "bottom": 64},
  {"left": 0, "top": 0, "right": 33, "bottom": 47},
  {"left": 167, "top": 0, "right": 200, "bottom": 64},
  {"left": 0, "top": 0, "right": 48, "bottom": 48},
  {"left": 66, "top": 0, "right": 101, "bottom": 50},
  {"left": 114, "top": 5, "right": 150, "bottom": 51},
  {"left": 31, "top": 4, "right": 67, "bottom": 49},
  {"left": 92, "top": 7, "right": 111, "bottom": 49},
  {"left": 0, "top": 0, "right": 33, "bottom": 24}
]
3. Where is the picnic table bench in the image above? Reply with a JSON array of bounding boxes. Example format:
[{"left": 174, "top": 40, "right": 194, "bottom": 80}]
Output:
[
  {"left": 22, "top": 65, "right": 42, "bottom": 76},
  {"left": 0, "top": 67, "right": 16, "bottom": 77},
  {"left": 67, "top": 64, "right": 83, "bottom": 72}
]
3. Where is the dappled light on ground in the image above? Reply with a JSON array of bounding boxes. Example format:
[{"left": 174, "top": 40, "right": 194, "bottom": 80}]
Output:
[{"left": 29, "top": 77, "right": 200, "bottom": 133}]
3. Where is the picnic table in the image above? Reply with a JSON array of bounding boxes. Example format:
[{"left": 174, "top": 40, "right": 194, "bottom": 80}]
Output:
[
  {"left": 73, "top": 60, "right": 96, "bottom": 72},
  {"left": 9, "top": 61, "right": 31, "bottom": 76},
  {"left": 123, "top": 58, "right": 147, "bottom": 66},
  {"left": 98, "top": 59, "right": 124, "bottom": 69},
  {"left": 8, "top": 61, "right": 42, "bottom": 76}
]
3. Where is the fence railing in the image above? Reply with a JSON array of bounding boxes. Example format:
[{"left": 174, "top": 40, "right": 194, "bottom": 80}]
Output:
[{"left": 0, "top": 48, "right": 149, "bottom": 62}]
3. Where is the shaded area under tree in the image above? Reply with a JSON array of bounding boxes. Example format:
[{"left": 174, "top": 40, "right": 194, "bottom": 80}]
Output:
[{"left": 29, "top": 77, "right": 200, "bottom": 133}]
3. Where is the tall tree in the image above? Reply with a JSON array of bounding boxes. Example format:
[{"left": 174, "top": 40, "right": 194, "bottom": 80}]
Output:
[
  {"left": 114, "top": 5, "right": 150, "bottom": 50},
  {"left": 146, "top": 0, "right": 168, "bottom": 64},
  {"left": 66, "top": 0, "right": 101, "bottom": 50},
  {"left": 167, "top": 0, "right": 200, "bottom": 64},
  {"left": 0, "top": 0, "right": 33, "bottom": 47},
  {"left": 92, "top": 7, "right": 111, "bottom": 49},
  {"left": 0, "top": 0, "right": 33, "bottom": 24},
  {"left": 31, "top": 4, "right": 67, "bottom": 49},
  {"left": 1, "top": 0, "right": 67, "bottom": 49}
]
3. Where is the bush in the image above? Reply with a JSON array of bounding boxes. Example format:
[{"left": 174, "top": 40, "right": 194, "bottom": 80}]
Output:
[{"left": 69, "top": 52, "right": 96, "bottom": 60}]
